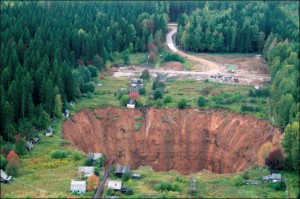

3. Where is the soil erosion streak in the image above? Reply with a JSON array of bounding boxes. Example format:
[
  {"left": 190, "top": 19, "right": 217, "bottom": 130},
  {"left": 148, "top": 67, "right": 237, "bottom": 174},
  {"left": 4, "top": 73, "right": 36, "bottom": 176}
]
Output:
[{"left": 63, "top": 107, "right": 282, "bottom": 175}]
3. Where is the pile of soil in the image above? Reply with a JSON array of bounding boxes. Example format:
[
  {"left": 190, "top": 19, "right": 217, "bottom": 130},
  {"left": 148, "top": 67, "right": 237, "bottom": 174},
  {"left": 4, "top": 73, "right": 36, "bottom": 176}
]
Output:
[
  {"left": 62, "top": 107, "right": 281, "bottom": 174},
  {"left": 162, "top": 61, "right": 184, "bottom": 71}
]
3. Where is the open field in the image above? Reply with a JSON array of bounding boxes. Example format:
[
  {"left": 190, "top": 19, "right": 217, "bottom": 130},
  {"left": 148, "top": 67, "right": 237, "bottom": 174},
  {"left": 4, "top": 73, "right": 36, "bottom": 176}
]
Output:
[
  {"left": 74, "top": 76, "right": 270, "bottom": 120},
  {"left": 103, "top": 166, "right": 286, "bottom": 198}
]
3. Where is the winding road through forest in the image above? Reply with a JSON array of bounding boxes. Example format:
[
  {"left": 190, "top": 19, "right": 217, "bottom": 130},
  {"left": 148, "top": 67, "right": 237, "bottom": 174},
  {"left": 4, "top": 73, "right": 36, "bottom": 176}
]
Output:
[{"left": 166, "top": 23, "right": 221, "bottom": 74}]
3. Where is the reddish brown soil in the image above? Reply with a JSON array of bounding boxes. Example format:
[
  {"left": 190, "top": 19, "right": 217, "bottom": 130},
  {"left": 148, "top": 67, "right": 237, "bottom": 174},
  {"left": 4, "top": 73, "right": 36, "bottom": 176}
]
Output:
[
  {"left": 62, "top": 106, "right": 281, "bottom": 174},
  {"left": 162, "top": 61, "right": 184, "bottom": 71}
]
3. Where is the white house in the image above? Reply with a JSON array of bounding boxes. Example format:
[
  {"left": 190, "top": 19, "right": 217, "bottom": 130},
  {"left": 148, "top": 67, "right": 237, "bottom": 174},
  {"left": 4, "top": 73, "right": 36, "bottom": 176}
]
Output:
[
  {"left": 78, "top": 166, "right": 94, "bottom": 177},
  {"left": 70, "top": 180, "right": 86, "bottom": 194},
  {"left": 108, "top": 180, "right": 122, "bottom": 190},
  {"left": 88, "top": 153, "right": 102, "bottom": 161}
]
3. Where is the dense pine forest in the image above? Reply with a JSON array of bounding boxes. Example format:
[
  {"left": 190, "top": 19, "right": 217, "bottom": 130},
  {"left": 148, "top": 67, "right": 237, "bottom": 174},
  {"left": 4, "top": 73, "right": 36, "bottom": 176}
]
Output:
[
  {"left": 0, "top": 0, "right": 299, "bottom": 180},
  {"left": 1, "top": 1, "right": 168, "bottom": 140}
]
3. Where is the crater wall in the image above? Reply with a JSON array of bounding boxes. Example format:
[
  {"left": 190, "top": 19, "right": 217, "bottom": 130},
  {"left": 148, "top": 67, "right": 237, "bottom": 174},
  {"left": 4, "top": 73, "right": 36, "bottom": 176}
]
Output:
[{"left": 62, "top": 107, "right": 281, "bottom": 174}]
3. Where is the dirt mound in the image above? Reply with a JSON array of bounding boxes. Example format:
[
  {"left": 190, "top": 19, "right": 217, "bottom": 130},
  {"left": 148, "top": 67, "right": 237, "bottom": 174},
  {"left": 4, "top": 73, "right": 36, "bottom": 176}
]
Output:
[
  {"left": 162, "top": 61, "right": 184, "bottom": 71},
  {"left": 62, "top": 107, "right": 281, "bottom": 174}
]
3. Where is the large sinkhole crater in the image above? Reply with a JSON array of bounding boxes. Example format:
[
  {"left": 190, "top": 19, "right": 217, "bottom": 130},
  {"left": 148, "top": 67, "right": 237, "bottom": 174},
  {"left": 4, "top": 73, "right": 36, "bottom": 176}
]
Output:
[{"left": 62, "top": 106, "right": 281, "bottom": 174}]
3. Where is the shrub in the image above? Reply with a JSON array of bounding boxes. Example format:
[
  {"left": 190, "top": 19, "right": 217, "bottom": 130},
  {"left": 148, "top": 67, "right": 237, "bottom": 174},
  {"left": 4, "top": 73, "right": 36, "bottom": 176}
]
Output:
[
  {"left": 164, "top": 95, "right": 173, "bottom": 104},
  {"left": 233, "top": 175, "right": 243, "bottom": 186},
  {"left": 72, "top": 152, "right": 84, "bottom": 161},
  {"left": 178, "top": 99, "right": 187, "bottom": 109},
  {"left": 87, "top": 174, "right": 99, "bottom": 191},
  {"left": 153, "top": 181, "right": 181, "bottom": 192},
  {"left": 154, "top": 90, "right": 163, "bottom": 100},
  {"left": 125, "top": 189, "right": 133, "bottom": 195},
  {"left": 135, "top": 116, "right": 142, "bottom": 121},
  {"left": 15, "top": 138, "right": 27, "bottom": 156},
  {"left": 5, "top": 163, "right": 19, "bottom": 177},
  {"left": 87, "top": 65, "right": 98, "bottom": 77},
  {"left": 135, "top": 123, "right": 142, "bottom": 131},
  {"left": 140, "top": 69, "right": 150, "bottom": 80},
  {"left": 202, "top": 85, "right": 212, "bottom": 95},
  {"left": 163, "top": 52, "right": 185, "bottom": 63},
  {"left": 156, "top": 99, "right": 164, "bottom": 107},
  {"left": 269, "top": 181, "right": 286, "bottom": 191},
  {"left": 0, "top": 154, "right": 7, "bottom": 170},
  {"left": 5, "top": 150, "right": 20, "bottom": 177},
  {"left": 265, "top": 148, "right": 284, "bottom": 170},
  {"left": 242, "top": 171, "right": 250, "bottom": 180},
  {"left": 122, "top": 172, "right": 131, "bottom": 182},
  {"left": 139, "top": 87, "right": 146, "bottom": 95},
  {"left": 197, "top": 96, "right": 206, "bottom": 107},
  {"left": 51, "top": 150, "right": 68, "bottom": 159},
  {"left": 7, "top": 150, "right": 19, "bottom": 166},
  {"left": 135, "top": 100, "right": 143, "bottom": 107},
  {"left": 129, "top": 92, "right": 140, "bottom": 100},
  {"left": 120, "top": 95, "right": 129, "bottom": 107},
  {"left": 152, "top": 81, "right": 157, "bottom": 90},
  {"left": 85, "top": 158, "right": 93, "bottom": 166}
]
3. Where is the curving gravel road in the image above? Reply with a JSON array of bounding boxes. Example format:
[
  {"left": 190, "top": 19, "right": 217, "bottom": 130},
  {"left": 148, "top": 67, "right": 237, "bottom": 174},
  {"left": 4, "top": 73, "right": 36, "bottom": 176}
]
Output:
[
  {"left": 113, "top": 24, "right": 271, "bottom": 85},
  {"left": 166, "top": 24, "right": 221, "bottom": 74}
]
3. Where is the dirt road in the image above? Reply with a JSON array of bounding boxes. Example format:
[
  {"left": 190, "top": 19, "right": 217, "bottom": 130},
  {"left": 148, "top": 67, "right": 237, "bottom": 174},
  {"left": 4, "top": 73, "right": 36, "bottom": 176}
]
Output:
[
  {"left": 166, "top": 24, "right": 221, "bottom": 74},
  {"left": 113, "top": 24, "right": 271, "bottom": 85}
]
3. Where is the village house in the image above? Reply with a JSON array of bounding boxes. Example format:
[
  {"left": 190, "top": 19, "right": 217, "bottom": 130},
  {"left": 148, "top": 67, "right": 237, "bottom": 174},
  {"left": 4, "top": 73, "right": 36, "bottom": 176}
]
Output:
[
  {"left": 70, "top": 180, "right": 86, "bottom": 194},
  {"left": 0, "top": 169, "right": 12, "bottom": 184},
  {"left": 130, "top": 78, "right": 143, "bottom": 87},
  {"left": 262, "top": 173, "right": 282, "bottom": 183},
  {"left": 131, "top": 173, "right": 141, "bottom": 179},
  {"left": 78, "top": 166, "right": 94, "bottom": 177},
  {"left": 114, "top": 165, "right": 131, "bottom": 177},
  {"left": 129, "top": 86, "right": 139, "bottom": 94},
  {"left": 26, "top": 141, "right": 33, "bottom": 151},
  {"left": 29, "top": 137, "right": 39, "bottom": 144},
  {"left": 88, "top": 153, "right": 102, "bottom": 162},
  {"left": 108, "top": 180, "right": 122, "bottom": 191},
  {"left": 127, "top": 99, "right": 135, "bottom": 109},
  {"left": 45, "top": 126, "right": 53, "bottom": 136},
  {"left": 64, "top": 109, "right": 70, "bottom": 118},
  {"left": 243, "top": 180, "right": 261, "bottom": 185}
]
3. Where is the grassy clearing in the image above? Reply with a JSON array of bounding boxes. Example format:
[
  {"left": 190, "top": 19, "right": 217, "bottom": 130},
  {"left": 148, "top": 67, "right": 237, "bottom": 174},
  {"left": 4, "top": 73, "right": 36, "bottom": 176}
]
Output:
[
  {"left": 103, "top": 166, "right": 285, "bottom": 198},
  {"left": 74, "top": 76, "right": 269, "bottom": 120},
  {"left": 112, "top": 52, "right": 148, "bottom": 65},
  {"left": 0, "top": 122, "right": 96, "bottom": 198}
]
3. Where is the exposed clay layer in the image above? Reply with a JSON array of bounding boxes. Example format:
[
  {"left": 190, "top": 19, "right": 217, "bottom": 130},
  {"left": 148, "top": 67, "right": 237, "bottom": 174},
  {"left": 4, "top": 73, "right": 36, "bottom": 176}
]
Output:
[{"left": 62, "top": 107, "right": 281, "bottom": 174}]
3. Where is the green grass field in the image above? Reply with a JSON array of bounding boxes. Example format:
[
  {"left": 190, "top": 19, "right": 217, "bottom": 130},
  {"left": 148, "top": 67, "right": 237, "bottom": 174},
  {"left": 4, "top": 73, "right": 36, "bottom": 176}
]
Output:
[
  {"left": 103, "top": 166, "right": 286, "bottom": 198},
  {"left": 75, "top": 76, "right": 270, "bottom": 120}
]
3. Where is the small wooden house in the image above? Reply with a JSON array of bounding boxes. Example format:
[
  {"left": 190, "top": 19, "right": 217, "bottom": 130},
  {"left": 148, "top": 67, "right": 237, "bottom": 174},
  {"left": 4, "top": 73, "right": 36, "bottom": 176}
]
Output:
[
  {"left": 0, "top": 169, "right": 12, "bottom": 184},
  {"left": 64, "top": 109, "right": 70, "bottom": 118},
  {"left": 78, "top": 166, "right": 94, "bottom": 177},
  {"left": 70, "top": 180, "right": 86, "bottom": 194},
  {"left": 243, "top": 180, "right": 261, "bottom": 185},
  {"left": 88, "top": 153, "right": 102, "bottom": 162},
  {"left": 131, "top": 173, "right": 141, "bottom": 179},
  {"left": 108, "top": 180, "right": 122, "bottom": 190},
  {"left": 45, "top": 126, "right": 53, "bottom": 136},
  {"left": 26, "top": 141, "right": 33, "bottom": 151},
  {"left": 127, "top": 99, "right": 135, "bottom": 109},
  {"left": 114, "top": 165, "right": 131, "bottom": 177},
  {"left": 30, "top": 137, "right": 39, "bottom": 144}
]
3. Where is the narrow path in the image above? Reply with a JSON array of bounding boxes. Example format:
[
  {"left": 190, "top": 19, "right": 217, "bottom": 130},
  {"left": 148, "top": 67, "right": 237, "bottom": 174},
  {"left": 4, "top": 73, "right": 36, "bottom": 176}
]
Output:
[{"left": 166, "top": 24, "right": 221, "bottom": 74}]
